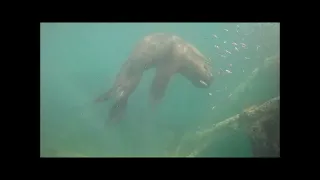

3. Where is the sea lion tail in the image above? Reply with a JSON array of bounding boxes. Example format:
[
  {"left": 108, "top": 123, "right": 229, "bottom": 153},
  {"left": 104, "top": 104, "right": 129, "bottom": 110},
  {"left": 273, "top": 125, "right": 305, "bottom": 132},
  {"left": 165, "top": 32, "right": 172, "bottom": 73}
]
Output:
[{"left": 95, "top": 89, "right": 113, "bottom": 103}]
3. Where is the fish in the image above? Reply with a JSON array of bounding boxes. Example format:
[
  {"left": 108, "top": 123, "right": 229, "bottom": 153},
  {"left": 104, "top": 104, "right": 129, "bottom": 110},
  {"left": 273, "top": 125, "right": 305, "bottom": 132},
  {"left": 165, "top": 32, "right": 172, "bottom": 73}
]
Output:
[
  {"left": 212, "top": 34, "right": 218, "bottom": 38},
  {"left": 256, "top": 45, "right": 260, "bottom": 51},
  {"left": 236, "top": 25, "right": 240, "bottom": 33},
  {"left": 225, "top": 50, "right": 232, "bottom": 54},
  {"left": 252, "top": 68, "right": 259, "bottom": 75},
  {"left": 235, "top": 47, "right": 239, "bottom": 51},
  {"left": 240, "top": 43, "right": 247, "bottom": 48},
  {"left": 200, "top": 80, "right": 208, "bottom": 86},
  {"left": 225, "top": 69, "right": 232, "bottom": 74}
]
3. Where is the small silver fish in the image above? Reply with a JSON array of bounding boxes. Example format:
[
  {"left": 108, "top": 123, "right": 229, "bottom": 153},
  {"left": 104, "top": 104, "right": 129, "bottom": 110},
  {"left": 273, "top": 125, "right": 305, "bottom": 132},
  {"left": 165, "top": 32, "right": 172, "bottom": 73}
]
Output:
[
  {"left": 224, "top": 29, "right": 229, "bottom": 32},
  {"left": 220, "top": 55, "right": 226, "bottom": 58},
  {"left": 225, "top": 69, "right": 232, "bottom": 73},
  {"left": 256, "top": 45, "right": 260, "bottom": 51},
  {"left": 213, "top": 34, "right": 218, "bottom": 38},
  {"left": 214, "top": 45, "right": 220, "bottom": 49},
  {"left": 240, "top": 43, "right": 247, "bottom": 48},
  {"left": 225, "top": 50, "right": 232, "bottom": 54},
  {"left": 212, "top": 106, "right": 216, "bottom": 110},
  {"left": 228, "top": 93, "right": 232, "bottom": 98},
  {"left": 252, "top": 68, "right": 259, "bottom": 75},
  {"left": 200, "top": 80, "right": 208, "bottom": 86},
  {"left": 224, "top": 41, "right": 227, "bottom": 44},
  {"left": 245, "top": 57, "right": 250, "bottom": 60},
  {"left": 208, "top": 93, "right": 212, "bottom": 96},
  {"left": 232, "top": 42, "right": 238, "bottom": 46},
  {"left": 235, "top": 47, "right": 239, "bottom": 51}
]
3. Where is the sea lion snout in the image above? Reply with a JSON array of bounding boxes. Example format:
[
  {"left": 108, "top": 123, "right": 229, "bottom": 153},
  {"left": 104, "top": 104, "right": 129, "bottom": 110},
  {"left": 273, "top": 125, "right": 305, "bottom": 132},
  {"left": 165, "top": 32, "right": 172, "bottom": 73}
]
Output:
[
  {"left": 200, "top": 62, "right": 214, "bottom": 84},
  {"left": 194, "top": 66, "right": 213, "bottom": 88},
  {"left": 181, "top": 57, "right": 213, "bottom": 88},
  {"left": 175, "top": 41, "right": 214, "bottom": 89}
]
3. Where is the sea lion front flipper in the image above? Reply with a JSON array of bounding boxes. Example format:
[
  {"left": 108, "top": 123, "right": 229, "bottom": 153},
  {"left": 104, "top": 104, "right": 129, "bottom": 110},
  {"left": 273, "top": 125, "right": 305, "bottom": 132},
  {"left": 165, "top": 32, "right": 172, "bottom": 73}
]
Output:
[
  {"left": 108, "top": 97, "right": 128, "bottom": 123},
  {"left": 149, "top": 66, "right": 173, "bottom": 108},
  {"left": 95, "top": 89, "right": 113, "bottom": 103}
]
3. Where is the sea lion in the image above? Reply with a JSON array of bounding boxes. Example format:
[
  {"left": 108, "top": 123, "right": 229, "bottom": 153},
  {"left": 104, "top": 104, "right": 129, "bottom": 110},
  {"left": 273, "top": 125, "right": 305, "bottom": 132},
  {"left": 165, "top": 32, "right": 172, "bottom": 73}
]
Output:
[{"left": 96, "top": 33, "right": 214, "bottom": 122}]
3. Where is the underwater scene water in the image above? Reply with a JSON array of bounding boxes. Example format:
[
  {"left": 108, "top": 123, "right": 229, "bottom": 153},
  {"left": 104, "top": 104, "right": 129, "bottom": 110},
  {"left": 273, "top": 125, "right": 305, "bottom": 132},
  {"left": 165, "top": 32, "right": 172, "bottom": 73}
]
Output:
[{"left": 40, "top": 23, "right": 280, "bottom": 157}]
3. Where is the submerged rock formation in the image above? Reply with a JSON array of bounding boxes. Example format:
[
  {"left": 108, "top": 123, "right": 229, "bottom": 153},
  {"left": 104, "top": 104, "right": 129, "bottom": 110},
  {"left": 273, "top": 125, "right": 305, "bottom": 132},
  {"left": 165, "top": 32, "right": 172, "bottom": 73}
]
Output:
[
  {"left": 177, "top": 96, "right": 279, "bottom": 157},
  {"left": 239, "top": 96, "right": 280, "bottom": 157}
]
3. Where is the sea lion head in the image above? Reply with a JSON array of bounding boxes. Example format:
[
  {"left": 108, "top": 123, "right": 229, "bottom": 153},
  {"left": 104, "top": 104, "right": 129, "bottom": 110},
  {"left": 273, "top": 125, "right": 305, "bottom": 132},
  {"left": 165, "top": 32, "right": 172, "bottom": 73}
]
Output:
[{"left": 178, "top": 44, "right": 213, "bottom": 88}]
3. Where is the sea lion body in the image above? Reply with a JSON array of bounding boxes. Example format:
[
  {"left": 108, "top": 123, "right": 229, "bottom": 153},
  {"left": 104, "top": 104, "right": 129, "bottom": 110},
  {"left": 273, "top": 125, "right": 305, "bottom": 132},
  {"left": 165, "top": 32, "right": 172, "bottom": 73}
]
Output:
[{"left": 96, "top": 33, "right": 213, "bottom": 122}]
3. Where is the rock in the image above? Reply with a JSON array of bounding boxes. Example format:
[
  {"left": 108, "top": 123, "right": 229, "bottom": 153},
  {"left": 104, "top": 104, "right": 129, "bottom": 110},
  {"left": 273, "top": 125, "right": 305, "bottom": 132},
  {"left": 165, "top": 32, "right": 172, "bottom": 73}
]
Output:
[{"left": 179, "top": 96, "right": 279, "bottom": 157}]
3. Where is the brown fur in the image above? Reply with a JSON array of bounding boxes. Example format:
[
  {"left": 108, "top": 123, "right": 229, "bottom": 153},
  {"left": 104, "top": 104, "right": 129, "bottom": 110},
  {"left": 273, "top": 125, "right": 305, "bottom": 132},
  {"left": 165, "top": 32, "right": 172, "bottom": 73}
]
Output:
[{"left": 96, "top": 33, "right": 214, "bottom": 122}]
